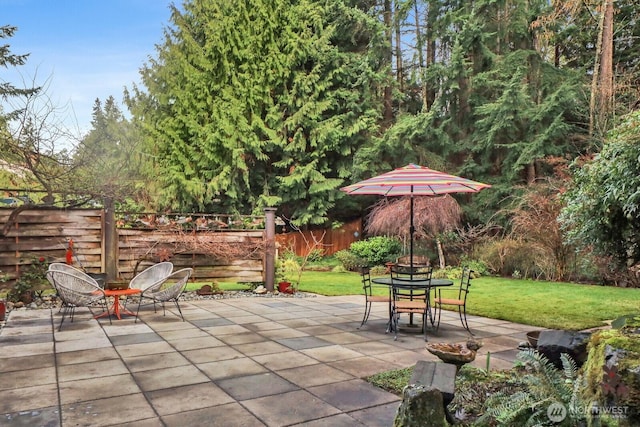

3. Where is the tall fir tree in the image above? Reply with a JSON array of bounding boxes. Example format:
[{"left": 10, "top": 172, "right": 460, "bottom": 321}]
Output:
[{"left": 126, "top": 0, "right": 389, "bottom": 224}]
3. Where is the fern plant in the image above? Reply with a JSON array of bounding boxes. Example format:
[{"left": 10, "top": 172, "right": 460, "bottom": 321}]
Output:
[{"left": 478, "top": 349, "right": 588, "bottom": 426}]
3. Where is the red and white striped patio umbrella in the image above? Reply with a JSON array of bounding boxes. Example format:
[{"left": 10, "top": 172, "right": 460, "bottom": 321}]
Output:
[{"left": 340, "top": 164, "right": 490, "bottom": 268}]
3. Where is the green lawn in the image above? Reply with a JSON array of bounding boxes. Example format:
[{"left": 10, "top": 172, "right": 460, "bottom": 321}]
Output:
[{"left": 286, "top": 271, "right": 640, "bottom": 330}]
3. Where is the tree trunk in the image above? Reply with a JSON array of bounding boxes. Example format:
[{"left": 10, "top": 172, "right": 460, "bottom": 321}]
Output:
[
  {"left": 589, "top": 0, "right": 614, "bottom": 136},
  {"left": 425, "top": 0, "right": 436, "bottom": 110},
  {"left": 383, "top": 0, "right": 394, "bottom": 126},
  {"left": 413, "top": 1, "right": 427, "bottom": 110},
  {"left": 395, "top": 0, "right": 404, "bottom": 93},
  {"left": 436, "top": 238, "right": 445, "bottom": 269}
]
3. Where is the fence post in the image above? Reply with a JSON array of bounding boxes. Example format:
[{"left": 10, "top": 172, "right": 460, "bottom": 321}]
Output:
[
  {"left": 264, "top": 207, "right": 276, "bottom": 292},
  {"left": 103, "top": 198, "right": 118, "bottom": 282}
]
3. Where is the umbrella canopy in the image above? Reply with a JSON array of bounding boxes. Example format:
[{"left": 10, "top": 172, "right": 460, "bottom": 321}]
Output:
[
  {"left": 341, "top": 163, "right": 491, "bottom": 270},
  {"left": 340, "top": 163, "right": 490, "bottom": 196}
]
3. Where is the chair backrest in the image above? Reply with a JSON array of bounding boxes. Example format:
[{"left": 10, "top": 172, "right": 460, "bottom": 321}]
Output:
[
  {"left": 129, "top": 262, "right": 174, "bottom": 291},
  {"left": 146, "top": 268, "right": 193, "bottom": 301},
  {"left": 46, "top": 270, "right": 105, "bottom": 306},
  {"left": 396, "top": 255, "right": 430, "bottom": 266},
  {"left": 390, "top": 265, "right": 429, "bottom": 300},
  {"left": 457, "top": 268, "right": 473, "bottom": 302},
  {"left": 390, "top": 264, "right": 432, "bottom": 282},
  {"left": 48, "top": 263, "right": 101, "bottom": 286},
  {"left": 391, "top": 280, "right": 428, "bottom": 302},
  {"left": 360, "top": 266, "right": 372, "bottom": 296}
]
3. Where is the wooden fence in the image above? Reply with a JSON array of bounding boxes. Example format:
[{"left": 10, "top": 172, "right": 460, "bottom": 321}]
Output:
[
  {"left": 0, "top": 208, "right": 265, "bottom": 288},
  {"left": 0, "top": 208, "right": 105, "bottom": 283},
  {"left": 117, "top": 228, "right": 263, "bottom": 282},
  {"left": 276, "top": 218, "right": 362, "bottom": 256},
  {"left": 0, "top": 208, "right": 361, "bottom": 289}
]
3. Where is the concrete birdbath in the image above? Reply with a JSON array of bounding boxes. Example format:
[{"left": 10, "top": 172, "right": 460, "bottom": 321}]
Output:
[{"left": 426, "top": 342, "right": 478, "bottom": 371}]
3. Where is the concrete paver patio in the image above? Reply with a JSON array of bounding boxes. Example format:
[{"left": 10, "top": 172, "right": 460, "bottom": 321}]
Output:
[{"left": 0, "top": 294, "right": 540, "bottom": 426}]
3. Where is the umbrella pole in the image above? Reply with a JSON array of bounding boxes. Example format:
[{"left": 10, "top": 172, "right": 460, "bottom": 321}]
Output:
[{"left": 410, "top": 189, "right": 414, "bottom": 279}]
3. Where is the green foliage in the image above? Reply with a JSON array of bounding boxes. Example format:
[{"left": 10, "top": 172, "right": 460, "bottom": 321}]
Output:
[
  {"left": 349, "top": 236, "right": 401, "bottom": 266},
  {"left": 561, "top": 111, "right": 640, "bottom": 271},
  {"left": 0, "top": 26, "right": 39, "bottom": 105},
  {"left": 279, "top": 258, "right": 302, "bottom": 288},
  {"left": 475, "top": 238, "right": 540, "bottom": 278},
  {"left": 459, "top": 258, "right": 489, "bottom": 276},
  {"left": 8, "top": 257, "right": 49, "bottom": 303},
  {"left": 127, "top": 0, "right": 388, "bottom": 223},
  {"left": 366, "top": 367, "right": 412, "bottom": 395},
  {"left": 479, "top": 350, "right": 587, "bottom": 426},
  {"left": 305, "top": 249, "right": 325, "bottom": 263},
  {"left": 73, "top": 97, "right": 147, "bottom": 205},
  {"left": 333, "top": 249, "right": 366, "bottom": 271}
]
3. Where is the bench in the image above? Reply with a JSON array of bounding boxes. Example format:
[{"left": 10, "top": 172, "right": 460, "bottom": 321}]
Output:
[{"left": 409, "top": 360, "right": 457, "bottom": 423}]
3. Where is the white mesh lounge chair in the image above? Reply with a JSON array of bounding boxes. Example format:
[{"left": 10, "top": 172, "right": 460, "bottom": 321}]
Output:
[
  {"left": 129, "top": 262, "right": 174, "bottom": 292},
  {"left": 46, "top": 269, "right": 110, "bottom": 330},
  {"left": 135, "top": 268, "right": 192, "bottom": 322}
]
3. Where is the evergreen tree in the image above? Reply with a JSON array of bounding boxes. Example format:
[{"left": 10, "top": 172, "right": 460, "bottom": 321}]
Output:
[
  {"left": 127, "top": 0, "right": 388, "bottom": 224},
  {"left": 0, "top": 25, "right": 39, "bottom": 112},
  {"left": 74, "top": 97, "right": 145, "bottom": 205}
]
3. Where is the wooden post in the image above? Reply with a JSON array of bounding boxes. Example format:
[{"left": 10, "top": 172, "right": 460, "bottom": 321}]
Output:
[
  {"left": 103, "top": 198, "right": 118, "bottom": 282},
  {"left": 264, "top": 207, "right": 276, "bottom": 292}
]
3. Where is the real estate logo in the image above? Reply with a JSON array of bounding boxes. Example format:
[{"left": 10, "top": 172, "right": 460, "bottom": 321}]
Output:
[{"left": 547, "top": 402, "right": 567, "bottom": 422}]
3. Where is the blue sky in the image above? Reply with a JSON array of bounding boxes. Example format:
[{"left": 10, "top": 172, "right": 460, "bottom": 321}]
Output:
[{"left": 2, "top": 0, "right": 172, "bottom": 136}]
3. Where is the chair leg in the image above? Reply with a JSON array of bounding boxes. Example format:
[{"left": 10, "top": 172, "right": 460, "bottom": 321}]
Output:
[
  {"left": 434, "top": 302, "right": 442, "bottom": 332},
  {"left": 392, "top": 310, "right": 399, "bottom": 341},
  {"left": 358, "top": 301, "right": 372, "bottom": 329},
  {"left": 173, "top": 299, "right": 185, "bottom": 321},
  {"left": 460, "top": 306, "right": 473, "bottom": 335},
  {"left": 423, "top": 311, "right": 428, "bottom": 342},
  {"left": 134, "top": 298, "right": 144, "bottom": 323},
  {"left": 58, "top": 305, "right": 69, "bottom": 331}
]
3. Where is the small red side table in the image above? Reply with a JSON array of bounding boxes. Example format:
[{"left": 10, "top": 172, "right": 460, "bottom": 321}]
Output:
[{"left": 95, "top": 288, "right": 141, "bottom": 320}]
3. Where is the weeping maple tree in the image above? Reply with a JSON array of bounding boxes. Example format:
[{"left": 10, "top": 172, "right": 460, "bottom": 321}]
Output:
[{"left": 365, "top": 195, "right": 462, "bottom": 268}]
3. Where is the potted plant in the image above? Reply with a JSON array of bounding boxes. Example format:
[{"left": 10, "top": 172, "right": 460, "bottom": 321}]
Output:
[
  {"left": 8, "top": 257, "right": 49, "bottom": 305},
  {"left": 276, "top": 257, "right": 301, "bottom": 294}
]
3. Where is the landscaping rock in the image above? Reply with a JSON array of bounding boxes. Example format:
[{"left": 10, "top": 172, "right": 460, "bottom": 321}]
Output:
[
  {"left": 537, "top": 330, "right": 591, "bottom": 368},
  {"left": 394, "top": 385, "right": 447, "bottom": 427}
]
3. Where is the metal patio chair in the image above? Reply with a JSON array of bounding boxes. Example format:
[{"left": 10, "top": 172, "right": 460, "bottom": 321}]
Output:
[
  {"left": 46, "top": 269, "right": 110, "bottom": 330},
  {"left": 433, "top": 267, "right": 474, "bottom": 335},
  {"left": 357, "top": 267, "right": 391, "bottom": 329},
  {"left": 135, "top": 268, "right": 192, "bottom": 322}
]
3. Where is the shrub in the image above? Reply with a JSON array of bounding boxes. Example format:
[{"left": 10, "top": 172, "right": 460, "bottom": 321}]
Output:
[
  {"left": 475, "top": 239, "right": 548, "bottom": 279},
  {"left": 8, "top": 257, "right": 49, "bottom": 303},
  {"left": 334, "top": 250, "right": 367, "bottom": 271},
  {"left": 431, "top": 265, "right": 463, "bottom": 280},
  {"left": 369, "top": 265, "right": 388, "bottom": 276},
  {"left": 349, "top": 236, "right": 401, "bottom": 266},
  {"left": 459, "top": 258, "right": 490, "bottom": 276},
  {"left": 305, "top": 248, "right": 325, "bottom": 263}
]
